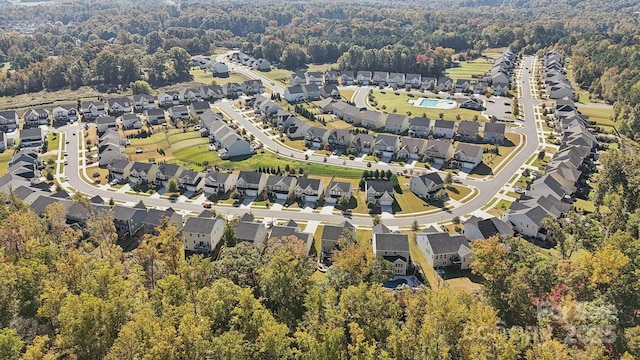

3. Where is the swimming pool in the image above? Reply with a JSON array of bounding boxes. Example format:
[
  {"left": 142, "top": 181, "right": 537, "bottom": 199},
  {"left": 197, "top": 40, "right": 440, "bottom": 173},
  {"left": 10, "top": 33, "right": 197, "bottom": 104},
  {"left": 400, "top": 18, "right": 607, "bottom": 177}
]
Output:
[
  {"left": 419, "top": 99, "right": 439, "bottom": 107},
  {"left": 383, "top": 278, "right": 408, "bottom": 289}
]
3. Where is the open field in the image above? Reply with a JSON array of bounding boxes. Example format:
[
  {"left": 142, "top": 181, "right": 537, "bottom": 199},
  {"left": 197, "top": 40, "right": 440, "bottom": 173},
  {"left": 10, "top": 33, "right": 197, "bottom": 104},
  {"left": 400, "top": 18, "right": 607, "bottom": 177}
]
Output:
[
  {"left": 0, "top": 150, "right": 14, "bottom": 176},
  {"left": 370, "top": 90, "right": 484, "bottom": 121},
  {"left": 481, "top": 47, "right": 508, "bottom": 59},
  {"left": 0, "top": 87, "right": 100, "bottom": 112},
  {"left": 446, "top": 59, "right": 492, "bottom": 81},
  {"left": 446, "top": 184, "right": 472, "bottom": 201},
  {"left": 218, "top": 154, "right": 365, "bottom": 179},
  {"left": 340, "top": 89, "right": 356, "bottom": 102},
  {"left": 258, "top": 68, "right": 294, "bottom": 85},
  {"left": 578, "top": 106, "right": 615, "bottom": 129},
  {"left": 191, "top": 68, "right": 251, "bottom": 86},
  {"left": 307, "top": 63, "right": 339, "bottom": 73}
]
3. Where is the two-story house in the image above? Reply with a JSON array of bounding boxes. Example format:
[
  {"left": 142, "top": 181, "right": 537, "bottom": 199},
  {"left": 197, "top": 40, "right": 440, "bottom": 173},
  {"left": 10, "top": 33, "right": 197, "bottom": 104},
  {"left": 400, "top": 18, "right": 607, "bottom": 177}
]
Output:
[
  {"left": 132, "top": 94, "right": 156, "bottom": 111},
  {"left": 107, "top": 98, "right": 133, "bottom": 115},
  {"left": 81, "top": 101, "right": 106, "bottom": 118},
  {"left": 409, "top": 117, "right": 432, "bottom": 138},
  {"left": 324, "top": 180, "right": 353, "bottom": 205},
  {"left": 416, "top": 231, "right": 472, "bottom": 270},
  {"left": 236, "top": 171, "right": 266, "bottom": 197},
  {"left": 155, "top": 163, "right": 184, "bottom": 188},
  {"left": 0, "top": 110, "right": 19, "bottom": 132},
  {"left": 128, "top": 162, "right": 158, "bottom": 186},
  {"left": 142, "top": 208, "right": 183, "bottom": 235},
  {"left": 108, "top": 159, "right": 133, "bottom": 181},
  {"left": 374, "top": 134, "right": 400, "bottom": 158},
  {"left": 266, "top": 175, "right": 297, "bottom": 200},
  {"left": 320, "top": 221, "right": 355, "bottom": 257},
  {"left": 385, "top": 114, "right": 409, "bottom": 134},
  {"left": 356, "top": 71, "right": 372, "bottom": 86},
  {"left": 398, "top": 137, "right": 427, "bottom": 161},
  {"left": 182, "top": 216, "right": 224, "bottom": 254},
  {"left": 145, "top": 109, "right": 166, "bottom": 125},
  {"left": 424, "top": 139, "right": 454, "bottom": 166},
  {"left": 157, "top": 91, "right": 180, "bottom": 107},
  {"left": 111, "top": 205, "right": 147, "bottom": 238},
  {"left": 204, "top": 171, "right": 237, "bottom": 198},
  {"left": 409, "top": 172, "right": 444, "bottom": 200},
  {"left": 23, "top": 108, "right": 49, "bottom": 127},
  {"left": 348, "top": 133, "right": 374, "bottom": 155},
  {"left": 366, "top": 180, "right": 395, "bottom": 206},
  {"left": 294, "top": 177, "right": 324, "bottom": 204},
  {"left": 178, "top": 170, "right": 204, "bottom": 193},
  {"left": 340, "top": 70, "right": 355, "bottom": 85},
  {"left": 483, "top": 122, "right": 506, "bottom": 145},
  {"left": 433, "top": 120, "right": 456, "bottom": 139},
  {"left": 327, "top": 129, "right": 353, "bottom": 150},
  {"left": 373, "top": 232, "right": 411, "bottom": 275},
  {"left": 457, "top": 120, "right": 480, "bottom": 142},
  {"left": 453, "top": 143, "right": 484, "bottom": 171}
]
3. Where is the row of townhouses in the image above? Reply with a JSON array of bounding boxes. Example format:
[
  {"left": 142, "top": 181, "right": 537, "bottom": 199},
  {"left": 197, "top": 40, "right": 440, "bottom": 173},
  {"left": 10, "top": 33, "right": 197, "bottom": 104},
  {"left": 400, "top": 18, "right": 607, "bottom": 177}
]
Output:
[{"left": 543, "top": 50, "right": 577, "bottom": 100}]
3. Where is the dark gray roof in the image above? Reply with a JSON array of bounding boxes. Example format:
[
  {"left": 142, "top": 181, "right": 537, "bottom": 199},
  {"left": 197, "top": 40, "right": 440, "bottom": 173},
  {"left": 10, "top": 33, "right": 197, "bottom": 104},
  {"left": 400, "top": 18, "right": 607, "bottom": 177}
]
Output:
[
  {"left": 182, "top": 217, "right": 220, "bottom": 234},
  {"left": 372, "top": 223, "right": 391, "bottom": 234},
  {"left": 235, "top": 222, "right": 266, "bottom": 243},
  {"left": 20, "top": 127, "right": 42, "bottom": 138},
  {"left": 457, "top": 120, "right": 479, "bottom": 133},
  {"left": 327, "top": 180, "right": 352, "bottom": 193},
  {"left": 434, "top": 120, "right": 455, "bottom": 129},
  {"left": 130, "top": 161, "right": 154, "bottom": 173},
  {"left": 238, "top": 171, "right": 263, "bottom": 185},
  {"left": 146, "top": 108, "right": 165, "bottom": 116},
  {"left": 190, "top": 101, "right": 211, "bottom": 110},
  {"left": 296, "top": 177, "right": 322, "bottom": 191},
  {"left": 111, "top": 205, "right": 145, "bottom": 221},
  {"left": 240, "top": 213, "right": 254, "bottom": 222},
  {"left": 29, "top": 195, "right": 60, "bottom": 215},
  {"left": 424, "top": 232, "right": 469, "bottom": 255},
  {"left": 366, "top": 180, "right": 394, "bottom": 193},
  {"left": 198, "top": 210, "right": 215, "bottom": 218},
  {"left": 484, "top": 122, "right": 505, "bottom": 134},
  {"left": 322, "top": 222, "right": 354, "bottom": 241},
  {"left": 417, "top": 172, "right": 444, "bottom": 187},
  {"left": 375, "top": 233, "right": 409, "bottom": 252},
  {"left": 266, "top": 175, "right": 295, "bottom": 188},
  {"left": 143, "top": 208, "right": 175, "bottom": 227},
  {"left": 410, "top": 116, "right": 431, "bottom": 127},
  {"left": 386, "top": 114, "right": 408, "bottom": 125},
  {"left": 158, "top": 163, "right": 182, "bottom": 177},
  {"left": 375, "top": 134, "right": 398, "bottom": 146}
]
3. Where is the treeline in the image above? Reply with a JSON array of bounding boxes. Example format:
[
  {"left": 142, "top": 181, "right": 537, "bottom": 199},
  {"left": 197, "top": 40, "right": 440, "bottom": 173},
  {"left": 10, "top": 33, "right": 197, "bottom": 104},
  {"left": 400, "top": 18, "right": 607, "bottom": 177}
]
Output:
[
  {"left": 2, "top": 191, "right": 640, "bottom": 359},
  {"left": 556, "top": 32, "right": 640, "bottom": 139}
]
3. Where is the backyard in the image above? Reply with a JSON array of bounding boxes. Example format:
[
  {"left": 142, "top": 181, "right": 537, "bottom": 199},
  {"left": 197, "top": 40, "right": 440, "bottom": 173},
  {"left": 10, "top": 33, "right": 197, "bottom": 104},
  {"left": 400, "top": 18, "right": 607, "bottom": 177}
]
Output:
[
  {"left": 190, "top": 68, "right": 251, "bottom": 86},
  {"left": 446, "top": 58, "right": 492, "bottom": 81}
]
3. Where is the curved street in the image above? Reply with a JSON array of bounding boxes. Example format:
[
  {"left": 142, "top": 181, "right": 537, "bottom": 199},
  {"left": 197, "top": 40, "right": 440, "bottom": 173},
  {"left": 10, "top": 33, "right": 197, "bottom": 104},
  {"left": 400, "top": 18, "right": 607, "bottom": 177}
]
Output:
[{"left": 59, "top": 56, "right": 538, "bottom": 228}]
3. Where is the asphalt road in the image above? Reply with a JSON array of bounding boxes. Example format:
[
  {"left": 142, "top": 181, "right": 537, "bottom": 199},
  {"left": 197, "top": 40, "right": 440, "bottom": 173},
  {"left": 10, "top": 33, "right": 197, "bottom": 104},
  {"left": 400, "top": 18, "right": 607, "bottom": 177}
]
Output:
[{"left": 60, "top": 56, "right": 538, "bottom": 228}]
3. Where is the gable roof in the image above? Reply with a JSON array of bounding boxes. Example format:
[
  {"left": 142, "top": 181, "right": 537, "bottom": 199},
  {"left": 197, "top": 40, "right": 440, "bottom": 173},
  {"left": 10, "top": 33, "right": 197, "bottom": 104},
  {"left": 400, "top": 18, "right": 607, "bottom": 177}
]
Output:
[
  {"left": 374, "top": 232, "right": 409, "bottom": 252},
  {"left": 238, "top": 171, "right": 263, "bottom": 185},
  {"left": 422, "top": 232, "right": 469, "bottom": 255}
]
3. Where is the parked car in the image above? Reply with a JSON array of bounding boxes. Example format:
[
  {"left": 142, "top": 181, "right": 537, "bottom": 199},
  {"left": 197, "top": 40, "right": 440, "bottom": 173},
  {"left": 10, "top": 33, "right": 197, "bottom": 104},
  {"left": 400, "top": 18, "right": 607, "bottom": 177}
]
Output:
[
  {"left": 203, "top": 202, "right": 212, "bottom": 208},
  {"left": 514, "top": 186, "right": 525, "bottom": 194}
]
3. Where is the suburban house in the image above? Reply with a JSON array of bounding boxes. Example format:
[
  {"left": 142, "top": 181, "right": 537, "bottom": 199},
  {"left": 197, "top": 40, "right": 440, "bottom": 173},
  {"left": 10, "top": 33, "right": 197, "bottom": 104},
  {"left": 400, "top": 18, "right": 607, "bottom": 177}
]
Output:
[
  {"left": 416, "top": 231, "right": 472, "bottom": 269},
  {"left": 302, "top": 84, "right": 321, "bottom": 101},
  {"left": 145, "top": 108, "right": 166, "bottom": 125},
  {"left": 266, "top": 175, "right": 297, "bottom": 200},
  {"left": 424, "top": 139, "right": 454, "bottom": 166},
  {"left": 211, "top": 62, "right": 229, "bottom": 77},
  {"left": 474, "top": 81, "right": 488, "bottom": 95},
  {"left": 453, "top": 143, "right": 484, "bottom": 171},
  {"left": 23, "top": 108, "right": 49, "bottom": 127},
  {"left": 0, "top": 132, "right": 7, "bottom": 151},
  {"left": 365, "top": 180, "right": 395, "bottom": 206},
  {"left": 454, "top": 79, "right": 471, "bottom": 93},
  {"left": 320, "top": 84, "right": 341, "bottom": 99},
  {"left": 324, "top": 70, "right": 339, "bottom": 85},
  {"left": 405, "top": 73, "right": 422, "bottom": 88},
  {"left": 121, "top": 114, "right": 142, "bottom": 130},
  {"left": 387, "top": 73, "right": 405, "bottom": 87},
  {"left": 398, "top": 137, "right": 427, "bottom": 160},
  {"left": 128, "top": 162, "right": 158, "bottom": 186},
  {"left": 282, "top": 117, "right": 310, "bottom": 140},
  {"left": 252, "top": 58, "right": 271, "bottom": 71},
  {"left": 178, "top": 170, "right": 204, "bottom": 193},
  {"left": 284, "top": 85, "right": 306, "bottom": 103},
  {"left": 327, "top": 129, "right": 353, "bottom": 150},
  {"left": 234, "top": 220, "right": 268, "bottom": 245},
  {"left": 483, "top": 122, "right": 506, "bottom": 145},
  {"left": 168, "top": 105, "right": 189, "bottom": 121},
  {"left": 457, "top": 120, "right": 480, "bottom": 142},
  {"left": 241, "top": 80, "right": 263, "bottom": 95},
  {"left": 222, "top": 83, "right": 243, "bottom": 98},
  {"left": 305, "top": 72, "right": 323, "bottom": 86},
  {"left": 356, "top": 71, "right": 372, "bottom": 86},
  {"left": 218, "top": 132, "right": 252, "bottom": 159},
  {"left": 409, "top": 117, "right": 432, "bottom": 138},
  {"left": 179, "top": 88, "right": 202, "bottom": 103},
  {"left": 348, "top": 133, "right": 374, "bottom": 155},
  {"left": 463, "top": 216, "right": 514, "bottom": 241},
  {"left": 107, "top": 98, "right": 132, "bottom": 115},
  {"left": 112, "top": 205, "right": 146, "bottom": 238},
  {"left": 142, "top": 208, "right": 183, "bottom": 235},
  {"left": 96, "top": 116, "right": 117, "bottom": 134},
  {"left": 505, "top": 205, "right": 550, "bottom": 239},
  {"left": 81, "top": 101, "right": 106, "bottom": 118},
  {"left": 437, "top": 77, "right": 453, "bottom": 92},
  {"left": 385, "top": 114, "right": 409, "bottom": 134},
  {"left": 201, "top": 85, "right": 225, "bottom": 101},
  {"left": 108, "top": 159, "right": 133, "bottom": 181},
  {"left": 320, "top": 221, "right": 355, "bottom": 256},
  {"left": 372, "top": 71, "right": 388, "bottom": 86},
  {"left": 0, "top": 110, "right": 19, "bottom": 132},
  {"left": 182, "top": 216, "right": 224, "bottom": 254},
  {"left": 317, "top": 98, "right": 335, "bottom": 114},
  {"left": 19, "top": 128, "right": 44, "bottom": 148},
  {"left": 236, "top": 171, "right": 266, "bottom": 197},
  {"left": 305, "top": 127, "right": 329, "bottom": 149},
  {"left": 204, "top": 171, "right": 237, "bottom": 198},
  {"left": 52, "top": 105, "right": 77, "bottom": 123},
  {"left": 158, "top": 91, "right": 180, "bottom": 107},
  {"left": 294, "top": 177, "right": 324, "bottom": 204},
  {"left": 433, "top": 120, "right": 456, "bottom": 139},
  {"left": 421, "top": 77, "right": 437, "bottom": 91},
  {"left": 373, "top": 232, "right": 411, "bottom": 275},
  {"left": 340, "top": 70, "right": 355, "bottom": 85},
  {"left": 358, "top": 110, "right": 386, "bottom": 130},
  {"left": 155, "top": 163, "right": 183, "bottom": 188},
  {"left": 374, "top": 134, "right": 400, "bottom": 158},
  {"left": 132, "top": 94, "right": 157, "bottom": 111},
  {"left": 324, "top": 180, "right": 353, "bottom": 204},
  {"left": 290, "top": 73, "right": 306, "bottom": 86},
  {"left": 189, "top": 101, "right": 211, "bottom": 115},
  {"left": 409, "top": 172, "right": 444, "bottom": 200}
]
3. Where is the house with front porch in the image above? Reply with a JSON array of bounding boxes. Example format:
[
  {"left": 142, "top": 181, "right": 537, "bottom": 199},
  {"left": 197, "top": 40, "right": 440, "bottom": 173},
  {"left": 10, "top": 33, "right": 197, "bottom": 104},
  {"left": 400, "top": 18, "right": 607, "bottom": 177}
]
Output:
[
  {"left": 327, "top": 129, "right": 353, "bottom": 150},
  {"left": 201, "top": 85, "right": 225, "bottom": 101},
  {"left": 128, "top": 162, "right": 158, "bottom": 187},
  {"left": 294, "top": 177, "right": 324, "bottom": 204},
  {"left": 81, "top": 101, "right": 106, "bottom": 118},
  {"left": 348, "top": 133, "right": 374, "bottom": 155},
  {"left": 356, "top": 71, "right": 372, "bottom": 86},
  {"left": 223, "top": 83, "right": 243, "bottom": 98},
  {"left": 398, "top": 137, "right": 427, "bottom": 161},
  {"left": 305, "top": 72, "right": 323, "bottom": 86},
  {"left": 132, "top": 94, "right": 156, "bottom": 111},
  {"left": 366, "top": 180, "right": 395, "bottom": 206},
  {"left": 121, "top": 114, "right": 142, "bottom": 130},
  {"left": 266, "top": 175, "right": 297, "bottom": 200},
  {"left": 387, "top": 73, "right": 405, "bottom": 87},
  {"left": 204, "top": 171, "right": 237, "bottom": 198},
  {"left": 23, "top": 108, "right": 50, "bottom": 127},
  {"left": 324, "top": 71, "right": 339, "bottom": 85},
  {"left": 405, "top": 73, "right": 422, "bottom": 88},
  {"left": 108, "top": 159, "right": 133, "bottom": 181},
  {"left": 52, "top": 105, "right": 77, "bottom": 124},
  {"left": 424, "top": 139, "right": 454, "bottom": 166},
  {"left": 421, "top": 77, "right": 437, "bottom": 91},
  {"left": 437, "top": 77, "right": 453, "bottom": 92},
  {"left": 374, "top": 134, "right": 400, "bottom": 158},
  {"left": 453, "top": 143, "right": 484, "bottom": 171},
  {"left": 107, "top": 98, "right": 132, "bottom": 115},
  {"left": 340, "top": 70, "right": 355, "bottom": 85},
  {"left": 324, "top": 180, "right": 353, "bottom": 204},
  {"left": 372, "top": 71, "right": 389, "bottom": 86},
  {"left": 178, "top": 170, "right": 204, "bottom": 193},
  {"left": 0, "top": 110, "right": 19, "bottom": 132},
  {"left": 304, "top": 127, "right": 329, "bottom": 149},
  {"left": 242, "top": 79, "right": 263, "bottom": 95},
  {"left": 236, "top": 171, "right": 266, "bottom": 197},
  {"left": 155, "top": 163, "right": 183, "bottom": 188}
]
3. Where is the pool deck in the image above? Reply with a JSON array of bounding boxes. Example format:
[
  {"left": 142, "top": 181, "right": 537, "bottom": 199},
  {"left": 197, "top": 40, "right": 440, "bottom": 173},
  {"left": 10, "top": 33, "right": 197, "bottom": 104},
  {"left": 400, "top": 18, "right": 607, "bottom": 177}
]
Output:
[{"left": 411, "top": 97, "right": 457, "bottom": 110}]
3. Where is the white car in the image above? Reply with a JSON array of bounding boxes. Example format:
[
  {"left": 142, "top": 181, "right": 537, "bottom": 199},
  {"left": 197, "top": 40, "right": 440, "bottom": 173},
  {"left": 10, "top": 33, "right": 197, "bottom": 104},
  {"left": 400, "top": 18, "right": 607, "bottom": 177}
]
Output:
[
  {"left": 514, "top": 186, "right": 525, "bottom": 194},
  {"left": 109, "top": 179, "right": 119, "bottom": 186}
]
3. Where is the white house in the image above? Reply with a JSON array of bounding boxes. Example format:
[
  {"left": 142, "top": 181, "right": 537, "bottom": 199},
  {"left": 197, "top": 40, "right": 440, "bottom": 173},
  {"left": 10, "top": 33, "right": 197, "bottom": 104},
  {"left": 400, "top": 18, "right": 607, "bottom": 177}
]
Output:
[
  {"left": 204, "top": 171, "right": 238, "bottom": 197},
  {"left": 284, "top": 85, "right": 306, "bottom": 103},
  {"left": 385, "top": 114, "right": 409, "bottom": 134},
  {"left": 181, "top": 216, "right": 224, "bottom": 254},
  {"left": 505, "top": 205, "right": 550, "bottom": 239},
  {"left": 107, "top": 98, "right": 132, "bottom": 115},
  {"left": 433, "top": 120, "right": 455, "bottom": 139},
  {"left": 132, "top": 94, "right": 157, "bottom": 111},
  {"left": 463, "top": 216, "right": 514, "bottom": 241}
]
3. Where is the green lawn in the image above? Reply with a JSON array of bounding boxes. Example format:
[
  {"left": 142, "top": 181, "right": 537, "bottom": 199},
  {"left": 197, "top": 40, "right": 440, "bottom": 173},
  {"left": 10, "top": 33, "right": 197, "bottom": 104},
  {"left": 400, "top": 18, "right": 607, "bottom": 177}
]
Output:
[
  {"left": 166, "top": 131, "right": 203, "bottom": 143},
  {"left": 446, "top": 59, "right": 492, "bottom": 81},
  {"left": 0, "top": 150, "right": 14, "bottom": 176},
  {"left": 577, "top": 106, "right": 615, "bottom": 128},
  {"left": 446, "top": 184, "right": 472, "bottom": 201},
  {"left": 370, "top": 90, "right": 484, "bottom": 121},
  {"left": 191, "top": 68, "right": 251, "bottom": 86},
  {"left": 487, "top": 199, "right": 512, "bottom": 217},
  {"left": 258, "top": 68, "right": 294, "bottom": 85},
  {"left": 481, "top": 47, "right": 508, "bottom": 59},
  {"left": 47, "top": 132, "right": 61, "bottom": 153},
  {"left": 573, "top": 198, "right": 595, "bottom": 213},
  {"left": 395, "top": 182, "right": 438, "bottom": 214},
  {"left": 170, "top": 138, "right": 209, "bottom": 153},
  {"left": 307, "top": 63, "right": 338, "bottom": 73}
]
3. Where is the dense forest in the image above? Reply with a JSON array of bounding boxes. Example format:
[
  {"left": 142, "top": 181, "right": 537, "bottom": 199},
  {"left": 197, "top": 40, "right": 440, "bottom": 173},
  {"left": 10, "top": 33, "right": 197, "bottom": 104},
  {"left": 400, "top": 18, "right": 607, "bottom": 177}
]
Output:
[{"left": 1, "top": 188, "right": 640, "bottom": 359}]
